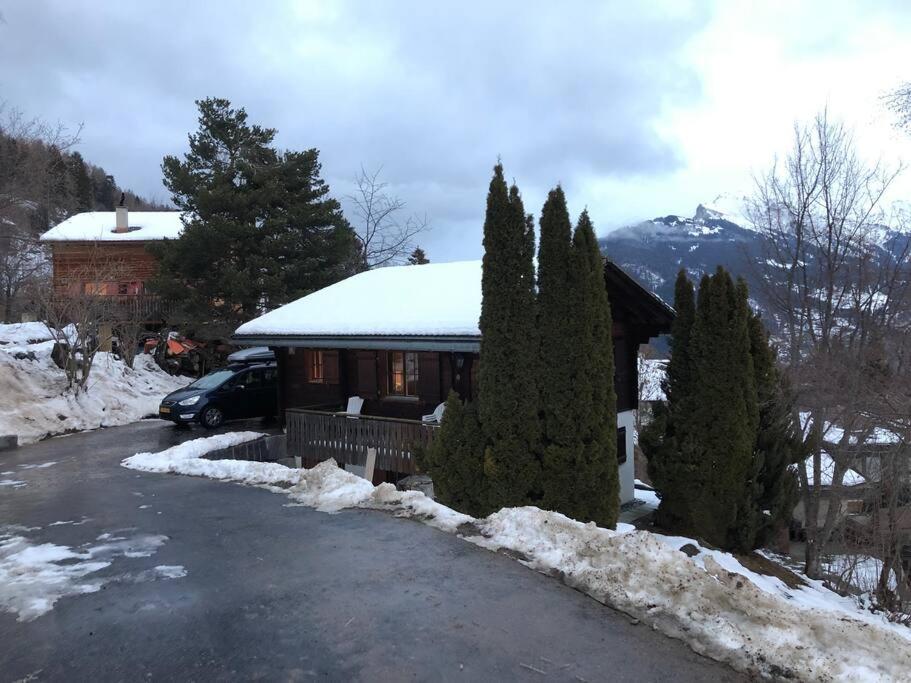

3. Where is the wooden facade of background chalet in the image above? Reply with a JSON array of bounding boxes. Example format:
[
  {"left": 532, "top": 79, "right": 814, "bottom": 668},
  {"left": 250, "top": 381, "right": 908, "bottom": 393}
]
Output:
[{"left": 50, "top": 242, "right": 159, "bottom": 294}]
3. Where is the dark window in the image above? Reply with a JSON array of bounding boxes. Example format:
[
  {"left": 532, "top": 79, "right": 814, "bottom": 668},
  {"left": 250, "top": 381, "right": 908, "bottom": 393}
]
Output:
[
  {"left": 389, "top": 351, "right": 419, "bottom": 397},
  {"left": 617, "top": 427, "right": 627, "bottom": 464}
]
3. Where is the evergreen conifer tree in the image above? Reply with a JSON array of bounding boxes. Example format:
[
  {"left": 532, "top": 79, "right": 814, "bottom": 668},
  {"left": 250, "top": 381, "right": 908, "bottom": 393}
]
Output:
[
  {"left": 570, "top": 211, "right": 619, "bottom": 526},
  {"left": 537, "top": 187, "right": 580, "bottom": 513},
  {"left": 748, "top": 311, "right": 801, "bottom": 546},
  {"left": 643, "top": 270, "right": 698, "bottom": 531},
  {"left": 68, "top": 152, "right": 94, "bottom": 212},
  {"left": 150, "top": 98, "right": 360, "bottom": 333},
  {"left": 686, "top": 268, "right": 756, "bottom": 549},
  {"left": 417, "top": 391, "right": 487, "bottom": 516},
  {"left": 478, "top": 164, "right": 541, "bottom": 509}
]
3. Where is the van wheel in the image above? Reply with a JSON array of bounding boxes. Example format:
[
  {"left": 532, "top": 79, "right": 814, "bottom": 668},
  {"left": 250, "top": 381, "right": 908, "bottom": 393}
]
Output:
[{"left": 201, "top": 406, "right": 224, "bottom": 429}]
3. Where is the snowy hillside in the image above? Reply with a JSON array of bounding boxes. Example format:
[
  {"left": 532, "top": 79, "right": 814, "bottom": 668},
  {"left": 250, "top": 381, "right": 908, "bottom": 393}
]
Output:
[{"left": 0, "top": 324, "right": 188, "bottom": 444}]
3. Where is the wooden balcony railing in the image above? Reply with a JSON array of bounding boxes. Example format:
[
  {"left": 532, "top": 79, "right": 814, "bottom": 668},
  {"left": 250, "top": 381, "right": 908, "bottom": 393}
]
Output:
[
  {"left": 42, "top": 294, "right": 175, "bottom": 323},
  {"left": 286, "top": 408, "right": 439, "bottom": 474}
]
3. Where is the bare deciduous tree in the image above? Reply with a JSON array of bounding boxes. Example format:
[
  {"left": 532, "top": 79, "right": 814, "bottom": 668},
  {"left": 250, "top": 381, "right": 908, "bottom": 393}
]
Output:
[
  {"left": 748, "top": 110, "right": 911, "bottom": 579},
  {"left": 0, "top": 103, "right": 82, "bottom": 321},
  {"left": 346, "top": 166, "right": 428, "bottom": 269},
  {"left": 36, "top": 246, "right": 130, "bottom": 393}
]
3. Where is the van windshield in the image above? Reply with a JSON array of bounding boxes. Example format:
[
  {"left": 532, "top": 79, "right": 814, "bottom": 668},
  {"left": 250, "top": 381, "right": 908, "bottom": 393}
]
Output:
[{"left": 187, "top": 369, "right": 236, "bottom": 390}]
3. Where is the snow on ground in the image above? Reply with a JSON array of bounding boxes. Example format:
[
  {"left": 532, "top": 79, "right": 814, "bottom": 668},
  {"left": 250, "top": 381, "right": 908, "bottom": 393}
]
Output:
[
  {"left": 0, "top": 527, "right": 184, "bottom": 622},
  {"left": 0, "top": 334, "right": 188, "bottom": 444},
  {"left": 124, "top": 434, "right": 911, "bottom": 681},
  {"left": 0, "top": 322, "right": 67, "bottom": 347}
]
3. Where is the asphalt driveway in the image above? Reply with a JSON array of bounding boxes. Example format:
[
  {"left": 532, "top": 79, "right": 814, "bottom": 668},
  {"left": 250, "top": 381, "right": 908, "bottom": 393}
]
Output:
[{"left": 0, "top": 420, "right": 744, "bottom": 682}]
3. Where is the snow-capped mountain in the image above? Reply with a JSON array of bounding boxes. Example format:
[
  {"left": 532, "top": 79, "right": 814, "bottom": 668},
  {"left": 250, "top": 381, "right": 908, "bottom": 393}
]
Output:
[
  {"left": 601, "top": 196, "right": 764, "bottom": 307},
  {"left": 600, "top": 195, "right": 911, "bottom": 330}
]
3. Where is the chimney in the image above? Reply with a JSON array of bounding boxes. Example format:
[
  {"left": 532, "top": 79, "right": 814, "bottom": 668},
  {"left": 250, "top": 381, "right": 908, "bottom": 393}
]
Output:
[{"left": 115, "top": 206, "right": 128, "bottom": 233}]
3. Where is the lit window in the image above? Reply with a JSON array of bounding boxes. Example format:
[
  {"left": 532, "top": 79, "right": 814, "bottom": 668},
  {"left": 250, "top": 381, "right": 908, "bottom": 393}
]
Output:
[
  {"left": 389, "top": 351, "right": 419, "bottom": 397},
  {"left": 308, "top": 351, "right": 324, "bottom": 383}
]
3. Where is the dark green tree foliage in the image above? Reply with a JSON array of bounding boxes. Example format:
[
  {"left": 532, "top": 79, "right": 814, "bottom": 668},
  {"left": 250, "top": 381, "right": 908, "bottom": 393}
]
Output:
[
  {"left": 537, "top": 187, "right": 580, "bottom": 512},
  {"left": 478, "top": 164, "right": 541, "bottom": 509},
  {"left": 748, "top": 311, "right": 801, "bottom": 546},
  {"left": 416, "top": 391, "right": 487, "bottom": 516},
  {"left": 686, "top": 269, "right": 756, "bottom": 549},
  {"left": 569, "top": 211, "right": 619, "bottom": 526},
  {"left": 407, "top": 247, "right": 429, "bottom": 265},
  {"left": 68, "top": 152, "right": 94, "bottom": 212},
  {"left": 642, "top": 270, "right": 697, "bottom": 532},
  {"left": 645, "top": 268, "right": 765, "bottom": 550},
  {"left": 150, "top": 98, "right": 359, "bottom": 332}
]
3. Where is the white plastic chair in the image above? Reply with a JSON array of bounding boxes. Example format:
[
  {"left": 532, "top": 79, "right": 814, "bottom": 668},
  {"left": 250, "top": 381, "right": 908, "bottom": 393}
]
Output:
[
  {"left": 345, "top": 396, "right": 364, "bottom": 417},
  {"left": 422, "top": 402, "right": 446, "bottom": 424}
]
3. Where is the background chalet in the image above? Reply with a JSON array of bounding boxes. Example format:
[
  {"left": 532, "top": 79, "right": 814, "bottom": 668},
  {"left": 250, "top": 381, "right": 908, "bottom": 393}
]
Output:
[
  {"left": 40, "top": 207, "right": 181, "bottom": 313},
  {"left": 234, "top": 260, "right": 673, "bottom": 503}
]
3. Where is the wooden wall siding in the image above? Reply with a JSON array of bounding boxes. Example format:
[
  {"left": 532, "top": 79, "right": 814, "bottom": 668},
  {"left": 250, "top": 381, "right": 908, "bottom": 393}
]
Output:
[
  {"left": 286, "top": 408, "right": 438, "bottom": 474},
  {"left": 283, "top": 347, "right": 345, "bottom": 410},
  {"left": 52, "top": 242, "right": 160, "bottom": 291}
]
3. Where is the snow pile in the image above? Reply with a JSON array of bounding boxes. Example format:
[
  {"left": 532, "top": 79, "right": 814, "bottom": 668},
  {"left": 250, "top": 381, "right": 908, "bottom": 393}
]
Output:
[
  {"left": 39, "top": 211, "right": 184, "bottom": 242},
  {"left": 0, "top": 322, "right": 71, "bottom": 347},
  {"left": 235, "top": 260, "right": 483, "bottom": 338},
  {"left": 0, "top": 527, "right": 184, "bottom": 621},
  {"left": 122, "top": 432, "right": 294, "bottom": 486},
  {"left": 124, "top": 436, "right": 911, "bottom": 681},
  {"left": 0, "top": 340, "right": 189, "bottom": 444}
]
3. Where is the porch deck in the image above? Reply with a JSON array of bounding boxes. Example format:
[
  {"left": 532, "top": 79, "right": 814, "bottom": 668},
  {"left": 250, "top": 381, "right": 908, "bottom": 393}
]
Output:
[{"left": 285, "top": 408, "right": 439, "bottom": 475}]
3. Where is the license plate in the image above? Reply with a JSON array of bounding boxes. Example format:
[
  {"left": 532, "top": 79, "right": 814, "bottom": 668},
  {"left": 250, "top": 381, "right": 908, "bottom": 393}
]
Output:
[{"left": 159, "top": 406, "right": 171, "bottom": 414}]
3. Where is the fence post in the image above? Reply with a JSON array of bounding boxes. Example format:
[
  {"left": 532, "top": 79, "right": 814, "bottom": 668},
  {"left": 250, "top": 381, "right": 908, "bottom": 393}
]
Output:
[{"left": 364, "top": 447, "right": 376, "bottom": 484}]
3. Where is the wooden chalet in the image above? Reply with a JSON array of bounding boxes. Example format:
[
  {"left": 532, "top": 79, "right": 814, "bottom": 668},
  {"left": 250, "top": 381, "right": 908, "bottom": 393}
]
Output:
[
  {"left": 234, "top": 260, "right": 673, "bottom": 503},
  {"left": 40, "top": 207, "right": 183, "bottom": 322}
]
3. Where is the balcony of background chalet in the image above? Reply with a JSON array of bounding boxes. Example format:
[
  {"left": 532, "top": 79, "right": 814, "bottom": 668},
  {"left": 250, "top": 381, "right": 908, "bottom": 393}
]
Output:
[{"left": 42, "top": 291, "right": 176, "bottom": 325}]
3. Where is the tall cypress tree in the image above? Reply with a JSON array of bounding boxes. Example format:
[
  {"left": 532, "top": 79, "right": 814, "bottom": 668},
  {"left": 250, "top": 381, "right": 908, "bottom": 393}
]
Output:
[
  {"left": 417, "top": 391, "right": 487, "bottom": 517},
  {"left": 538, "top": 187, "right": 580, "bottom": 512},
  {"left": 643, "top": 270, "right": 698, "bottom": 532},
  {"left": 571, "top": 211, "right": 619, "bottom": 526},
  {"left": 479, "top": 164, "right": 541, "bottom": 509},
  {"left": 749, "top": 311, "right": 801, "bottom": 546},
  {"left": 687, "top": 268, "right": 756, "bottom": 549}
]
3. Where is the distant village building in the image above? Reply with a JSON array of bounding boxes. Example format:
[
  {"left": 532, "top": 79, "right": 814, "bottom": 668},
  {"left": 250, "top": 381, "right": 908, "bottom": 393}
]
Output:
[{"left": 233, "top": 259, "right": 674, "bottom": 503}]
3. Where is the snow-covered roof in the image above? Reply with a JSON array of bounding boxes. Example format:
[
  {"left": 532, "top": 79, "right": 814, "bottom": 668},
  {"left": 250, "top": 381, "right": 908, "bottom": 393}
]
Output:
[
  {"left": 801, "top": 453, "right": 866, "bottom": 487},
  {"left": 40, "top": 211, "right": 183, "bottom": 242},
  {"left": 235, "top": 261, "right": 483, "bottom": 339}
]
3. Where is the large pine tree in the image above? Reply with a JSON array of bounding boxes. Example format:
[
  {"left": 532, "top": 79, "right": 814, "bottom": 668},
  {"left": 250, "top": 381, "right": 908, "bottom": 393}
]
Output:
[
  {"left": 478, "top": 164, "right": 541, "bottom": 509},
  {"left": 150, "top": 98, "right": 360, "bottom": 332},
  {"left": 537, "top": 187, "right": 580, "bottom": 512}
]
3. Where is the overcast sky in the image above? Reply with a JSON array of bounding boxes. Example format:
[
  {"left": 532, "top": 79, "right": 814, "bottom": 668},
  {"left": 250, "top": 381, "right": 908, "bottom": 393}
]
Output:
[{"left": 2, "top": 0, "right": 911, "bottom": 260}]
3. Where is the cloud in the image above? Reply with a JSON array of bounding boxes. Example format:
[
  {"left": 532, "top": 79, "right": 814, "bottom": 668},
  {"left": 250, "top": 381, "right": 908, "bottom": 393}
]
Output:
[{"left": 0, "top": 0, "right": 711, "bottom": 258}]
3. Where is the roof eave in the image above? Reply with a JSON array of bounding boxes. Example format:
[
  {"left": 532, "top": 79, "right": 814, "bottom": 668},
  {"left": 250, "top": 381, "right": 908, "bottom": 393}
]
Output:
[{"left": 231, "top": 333, "right": 481, "bottom": 353}]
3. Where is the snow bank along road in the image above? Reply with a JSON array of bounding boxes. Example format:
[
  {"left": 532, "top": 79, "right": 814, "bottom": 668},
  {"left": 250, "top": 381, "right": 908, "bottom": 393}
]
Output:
[{"left": 0, "top": 420, "right": 743, "bottom": 682}]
